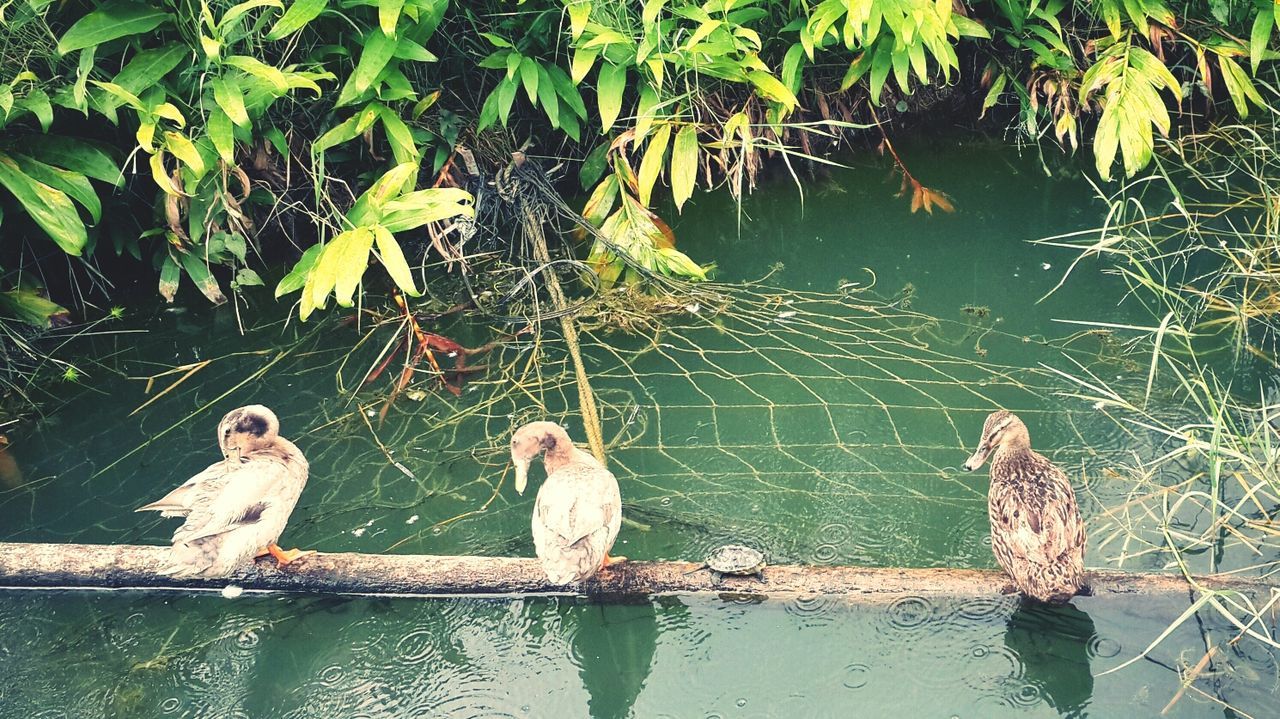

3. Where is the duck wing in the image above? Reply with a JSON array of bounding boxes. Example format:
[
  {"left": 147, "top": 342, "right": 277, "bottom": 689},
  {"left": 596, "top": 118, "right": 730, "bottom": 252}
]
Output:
[
  {"left": 990, "top": 461, "right": 1084, "bottom": 567},
  {"left": 532, "top": 464, "right": 622, "bottom": 583},
  {"left": 172, "top": 457, "right": 298, "bottom": 545},
  {"left": 135, "top": 460, "right": 228, "bottom": 517}
]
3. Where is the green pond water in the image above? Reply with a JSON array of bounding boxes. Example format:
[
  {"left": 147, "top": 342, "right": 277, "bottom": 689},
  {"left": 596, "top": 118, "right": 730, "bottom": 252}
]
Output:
[{"left": 1, "top": 136, "right": 1276, "bottom": 717}]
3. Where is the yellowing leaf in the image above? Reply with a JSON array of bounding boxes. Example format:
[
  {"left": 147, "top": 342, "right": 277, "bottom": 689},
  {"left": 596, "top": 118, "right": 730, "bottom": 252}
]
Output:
[
  {"left": 670, "top": 124, "right": 698, "bottom": 211},
  {"left": 373, "top": 224, "right": 420, "bottom": 295},
  {"left": 637, "top": 123, "right": 670, "bottom": 206}
]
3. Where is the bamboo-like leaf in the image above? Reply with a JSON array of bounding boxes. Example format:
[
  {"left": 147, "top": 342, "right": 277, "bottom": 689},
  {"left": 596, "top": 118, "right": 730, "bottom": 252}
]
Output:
[
  {"left": 519, "top": 57, "right": 540, "bottom": 104},
  {"left": 99, "top": 45, "right": 185, "bottom": 114},
  {"left": 12, "top": 153, "right": 101, "bottom": 223},
  {"left": 19, "top": 88, "right": 52, "bottom": 131},
  {"left": 746, "top": 70, "right": 798, "bottom": 111},
  {"left": 34, "top": 136, "right": 120, "bottom": 185},
  {"left": 275, "top": 242, "right": 322, "bottom": 297},
  {"left": 179, "top": 251, "right": 227, "bottom": 304},
  {"left": 0, "top": 153, "right": 87, "bottom": 255},
  {"left": 1251, "top": 7, "right": 1274, "bottom": 73},
  {"left": 208, "top": 107, "right": 236, "bottom": 163},
  {"left": 377, "top": 106, "right": 418, "bottom": 164},
  {"left": 165, "top": 131, "right": 206, "bottom": 177},
  {"left": 637, "top": 123, "right": 671, "bottom": 205},
  {"left": 218, "top": 0, "right": 282, "bottom": 32},
  {"left": 57, "top": 1, "right": 171, "bottom": 54},
  {"left": 212, "top": 77, "right": 250, "bottom": 127},
  {"left": 223, "top": 55, "right": 289, "bottom": 93},
  {"left": 336, "top": 30, "right": 397, "bottom": 106},
  {"left": 159, "top": 254, "right": 181, "bottom": 301},
  {"left": 670, "top": 124, "right": 698, "bottom": 211},
  {"left": 373, "top": 224, "right": 419, "bottom": 295},
  {"left": 378, "top": 0, "right": 405, "bottom": 35},
  {"left": 536, "top": 64, "right": 560, "bottom": 127},
  {"left": 380, "top": 187, "right": 475, "bottom": 232},
  {"left": 568, "top": 0, "right": 592, "bottom": 39},
  {"left": 266, "top": 0, "right": 327, "bottom": 40},
  {"left": 150, "top": 152, "right": 182, "bottom": 196},
  {"left": 597, "top": 62, "right": 627, "bottom": 132}
]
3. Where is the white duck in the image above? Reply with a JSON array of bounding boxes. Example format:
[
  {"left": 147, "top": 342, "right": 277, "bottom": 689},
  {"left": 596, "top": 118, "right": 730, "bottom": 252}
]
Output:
[
  {"left": 136, "top": 405, "right": 312, "bottom": 577},
  {"left": 510, "top": 421, "right": 623, "bottom": 583}
]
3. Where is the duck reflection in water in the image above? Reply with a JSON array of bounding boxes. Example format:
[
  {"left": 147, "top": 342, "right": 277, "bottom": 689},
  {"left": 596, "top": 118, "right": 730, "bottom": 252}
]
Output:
[
  {"left": 1003, "top": 601, "right": 1097, "bottom": 717},
  {"left": 565, "top": 597, "right": 660, "bottom": 719}
]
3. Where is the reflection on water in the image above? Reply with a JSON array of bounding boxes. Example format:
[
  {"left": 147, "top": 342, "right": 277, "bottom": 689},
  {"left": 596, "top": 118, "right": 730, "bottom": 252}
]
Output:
[
  {"left": 567, "top": 600, "right": 660, "bottom": 719},
  {"left": 1004, "top": 602, "right": 1096, "bottom": 717},
  {"left": 0, "top": 591, "right": 1277, "bottom": 717}
]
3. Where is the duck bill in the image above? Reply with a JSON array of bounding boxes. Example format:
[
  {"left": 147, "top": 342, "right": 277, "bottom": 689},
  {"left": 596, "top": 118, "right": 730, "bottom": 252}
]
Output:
[
  {"left": 514, "top": 458, "right": 531, "bottom": 495},
  {"left": 963, "top": 445, "right": 991, "bottom": 472}
]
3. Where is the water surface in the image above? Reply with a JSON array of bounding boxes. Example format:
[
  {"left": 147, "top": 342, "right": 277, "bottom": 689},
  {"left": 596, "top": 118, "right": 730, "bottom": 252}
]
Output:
[{"left": 0, "top": 137, "right": 1274, "bottom": 717}]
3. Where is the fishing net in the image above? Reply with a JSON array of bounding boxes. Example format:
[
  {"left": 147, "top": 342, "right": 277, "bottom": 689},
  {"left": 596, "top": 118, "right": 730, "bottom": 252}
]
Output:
[{"left": 0, "top": 154, "right": 1148, "bottom": 574}]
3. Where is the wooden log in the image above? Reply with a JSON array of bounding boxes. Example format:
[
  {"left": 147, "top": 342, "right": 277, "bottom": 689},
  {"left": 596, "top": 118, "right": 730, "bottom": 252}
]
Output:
[{"left": 0, "top": 542, "right": 1272, "bottom": 602}]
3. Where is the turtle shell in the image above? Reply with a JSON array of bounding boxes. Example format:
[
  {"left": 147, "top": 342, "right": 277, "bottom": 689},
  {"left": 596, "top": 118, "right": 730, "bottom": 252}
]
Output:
[{"left": 706, "top": 544, "right": 766, "bottom": 574}]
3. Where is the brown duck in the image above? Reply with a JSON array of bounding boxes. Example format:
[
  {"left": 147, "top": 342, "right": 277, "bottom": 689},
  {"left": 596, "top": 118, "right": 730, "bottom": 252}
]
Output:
[{"left": 964, "top": 410, "right": 1086, "bottom": 603}]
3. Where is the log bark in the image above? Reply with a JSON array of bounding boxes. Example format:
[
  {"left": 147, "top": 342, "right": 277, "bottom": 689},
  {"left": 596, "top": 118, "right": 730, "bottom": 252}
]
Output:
[{"left": 0, "top": 542, "right": 1271, "bottom": 602}]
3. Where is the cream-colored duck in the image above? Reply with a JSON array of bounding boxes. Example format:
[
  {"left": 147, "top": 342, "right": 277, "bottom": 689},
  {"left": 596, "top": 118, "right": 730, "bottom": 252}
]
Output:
[
  {"left": 136, "top": 405, "right": 312, "bottom": 577},
  {"left": 510, "top": 421, "right": 623, "bottom": 584},
  {"left": 963, "top": 410, "right": 1086, "bottom": 603}
]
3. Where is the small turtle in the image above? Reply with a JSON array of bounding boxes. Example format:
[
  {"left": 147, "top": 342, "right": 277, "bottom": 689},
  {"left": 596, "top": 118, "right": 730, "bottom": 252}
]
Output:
[{"left": 687, "top": 544, "right": 767, "bottom": 582}]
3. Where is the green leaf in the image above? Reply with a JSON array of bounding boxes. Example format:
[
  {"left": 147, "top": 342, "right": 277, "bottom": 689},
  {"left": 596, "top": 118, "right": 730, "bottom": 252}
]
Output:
[
  {"left": 373, "top": 224, "right": 419, "bottom": 295},
  {"left": 73, "top": 47, "right": 96, "bottom": 112},
  {"left": 32, "top": 136, "right": 120, "bottom": 185},
  {"left": 159, "top": 255, "right": 181, "bottom": 302},
  {"left": 479, "top": 32, "right": 513, "bottom": 48},
  {"left": 208, "top": 107, "right": 236, "bottom": 163},
  {"left": 218, "top": 0, "right": 283, "bottom": 32},
  {"left": 378, "top": 105, "right": 418, "bottom": 164},
  {"left": 212, "top": 77, "right": 250, "bottom": 128},
  {"left": 1251, "top": 7, "right": 1274, "bottom": 73},
  {"left": 336, "top": 30, "right": 398, "bottom": 106},
  {"left": 572, "top": 46, "right": 600, "bottom": 84},
  {"left": 747, "top": 71, "right": 798, "bottom": 112},
  {"left": 378, "top": 0, "right": 405, "bottom": 35},
  {"left": 312, "top": 104, "right": 379, "bottom": 153},
  {"left": 12, "top": 153, "right": 101, "bottom": 223},
  {"left": 670, "top": 124, "right": 698, "bottom": 211},
  {"left": 223, "top": 56, "right": 289, "bottom": 93},
  {"left": 19, "top": 88, "right": 52, "bottom": 132},
  {"left": 0, "top": 153, "right": 87, "bottom": 255},
  {"left": 347, "top": 162, "right": 420, "bottom": 226},
  {"left": 637, "top": 123, "right": 670, "bottom": 205},
  {"left": 597, "top": 62, "right": 627, "bottom": 132},
  {"left": 266, "top": 0, "right": 328, "bottom": 40},
  {"left": 536, "top": 64, "right": 560, "bottom": 127},
  {"left": 980, "top": 71, "right": 1007, "bottom": 118},
  {"left": 275, "top": 242, "right": 323, "bottom": 297},
  {"left": 235, "top": 268, "right": 264, "bottom": 287},
  {"left": 496, "top": 77, "right": 518, "bottom": 127},
  {"left": 179, "top": 251, "right": 228, "bottom": 304},
  {"left": 0, "top": 287, "right": 72, "bottom": 329},
  {"left": 580, "top": 141, "right": 610, "bottom": 190},
  {"left": 57, "top": 1, "right": 171, "bottom": 54},
  {"left": 310, "top": 227, "right": 375, "bottom": 313},
  {"left": 100, "top": 45, "right": 185, "bottom": 114},
  {"left": 519, "top": 57, "right": 540, "bottom": 104}
]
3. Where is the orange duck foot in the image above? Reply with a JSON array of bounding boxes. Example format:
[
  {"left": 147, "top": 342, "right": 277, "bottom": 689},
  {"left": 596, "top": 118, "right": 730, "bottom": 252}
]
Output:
[{"left": 267, "top": 544, "right": 315, "bottom": 567}]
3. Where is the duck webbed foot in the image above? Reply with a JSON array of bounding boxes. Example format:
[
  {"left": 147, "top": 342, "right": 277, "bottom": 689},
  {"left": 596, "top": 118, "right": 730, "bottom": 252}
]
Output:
[
  {"left": 602, "top": 553, "right": 627, "bottom": 569},
  {"left": 266, "top": 544, "right": 315, "bottom": 567}
]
